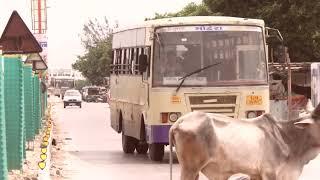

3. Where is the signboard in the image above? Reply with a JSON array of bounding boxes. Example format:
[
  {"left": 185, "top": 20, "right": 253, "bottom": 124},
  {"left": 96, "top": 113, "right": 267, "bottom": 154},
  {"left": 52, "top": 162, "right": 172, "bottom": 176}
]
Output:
[
  {"left": 34, "top": 34, "right": 48, "bottom": 63},
  {"left": 163, "top": 77, "right": 207, "bottom": 86}
]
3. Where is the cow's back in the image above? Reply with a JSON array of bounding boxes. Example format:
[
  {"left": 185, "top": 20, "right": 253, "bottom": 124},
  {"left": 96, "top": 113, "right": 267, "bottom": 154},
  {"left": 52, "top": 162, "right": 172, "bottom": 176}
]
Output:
[{"left": 205, "top": 113, "right": 290, "bottom": 179}]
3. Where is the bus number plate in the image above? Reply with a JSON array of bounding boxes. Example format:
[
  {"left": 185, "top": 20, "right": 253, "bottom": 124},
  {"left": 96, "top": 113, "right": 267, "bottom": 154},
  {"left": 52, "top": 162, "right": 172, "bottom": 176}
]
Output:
[{"left": 246, "top": 95, "right": 262, "bottom": 105}]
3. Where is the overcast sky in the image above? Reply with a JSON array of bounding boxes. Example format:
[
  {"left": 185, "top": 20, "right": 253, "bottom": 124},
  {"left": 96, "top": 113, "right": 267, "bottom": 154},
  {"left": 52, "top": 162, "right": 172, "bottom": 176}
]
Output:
[{"left": 0, "top": 0, "right": 201, "bottom": 69}]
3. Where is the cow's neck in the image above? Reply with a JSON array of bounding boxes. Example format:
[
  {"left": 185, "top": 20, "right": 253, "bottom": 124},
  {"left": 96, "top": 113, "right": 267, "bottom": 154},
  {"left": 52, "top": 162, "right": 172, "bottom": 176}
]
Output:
[{"left": 280, "top": 120, "right": 319, "bottom": 165}]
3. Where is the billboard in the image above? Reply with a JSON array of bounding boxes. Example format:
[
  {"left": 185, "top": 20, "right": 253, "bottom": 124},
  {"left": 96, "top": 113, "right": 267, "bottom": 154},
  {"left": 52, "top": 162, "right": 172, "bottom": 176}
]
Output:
[{"left": 34, "top": 33, "right": 48, "bottom": 63}]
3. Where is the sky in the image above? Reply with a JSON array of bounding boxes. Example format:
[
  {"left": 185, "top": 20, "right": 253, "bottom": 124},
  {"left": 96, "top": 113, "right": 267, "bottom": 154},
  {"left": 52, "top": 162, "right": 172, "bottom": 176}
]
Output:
[{"left": 0, "top": 0, "right": 201, "bottom": 69}]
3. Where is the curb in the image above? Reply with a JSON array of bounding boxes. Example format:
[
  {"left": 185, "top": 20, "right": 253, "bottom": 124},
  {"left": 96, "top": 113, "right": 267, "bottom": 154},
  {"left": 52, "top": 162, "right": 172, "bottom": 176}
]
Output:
[{"left": 37, "top": 104, "right": 53, "bottom": 180}]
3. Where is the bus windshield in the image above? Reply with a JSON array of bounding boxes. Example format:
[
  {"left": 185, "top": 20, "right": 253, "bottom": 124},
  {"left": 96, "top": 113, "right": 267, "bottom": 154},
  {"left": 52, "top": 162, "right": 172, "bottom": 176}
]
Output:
[{"left": 153, "top": 25, "right": 267, "bottom": 87}]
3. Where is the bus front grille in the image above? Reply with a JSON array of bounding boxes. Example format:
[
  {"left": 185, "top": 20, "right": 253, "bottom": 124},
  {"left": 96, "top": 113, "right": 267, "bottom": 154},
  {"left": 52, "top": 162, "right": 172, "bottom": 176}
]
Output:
[{"left": 188, "top": 95, "right": 238, "bottom": 118}]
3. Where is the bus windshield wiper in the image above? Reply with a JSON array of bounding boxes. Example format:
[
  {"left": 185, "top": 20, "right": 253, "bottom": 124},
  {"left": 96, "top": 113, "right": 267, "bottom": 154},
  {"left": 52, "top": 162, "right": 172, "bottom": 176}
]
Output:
[{"left": 175, "top": 62, "right": 222, "bottom": 93}]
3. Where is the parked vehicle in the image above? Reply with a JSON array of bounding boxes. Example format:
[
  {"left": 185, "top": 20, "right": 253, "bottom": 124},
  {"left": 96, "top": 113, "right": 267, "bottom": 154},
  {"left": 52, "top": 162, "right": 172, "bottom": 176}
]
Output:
[
  {"left": 60, "top": 86, "right": 70, "bottom": 99},
  {"left": 53, "top": 88, "right": 61, "bottom": 98},
  {"left": 98, "top": 87, "right": 109, "bottom": 103},
  {"left": 63, "top": 89, "right": 82, "bottom": 108},
  {"left": 82, "top": 86, "right": 100, "bottom": 102}
]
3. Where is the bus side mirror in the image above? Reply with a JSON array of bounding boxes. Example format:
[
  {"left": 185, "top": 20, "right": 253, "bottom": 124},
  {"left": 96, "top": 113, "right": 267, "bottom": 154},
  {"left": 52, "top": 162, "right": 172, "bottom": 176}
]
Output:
[
  {"left": 139, "top": 54, "right": 148, "bottom": 72},
  {"left": 266, "top": 27, "right": 283, "bottom": 43}
]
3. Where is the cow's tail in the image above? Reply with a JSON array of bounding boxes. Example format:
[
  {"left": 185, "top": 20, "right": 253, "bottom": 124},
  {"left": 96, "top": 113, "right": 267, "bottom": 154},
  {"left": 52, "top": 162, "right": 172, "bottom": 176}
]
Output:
[{"left": 169, "top": 127, "right": 174, "bottom": 180}]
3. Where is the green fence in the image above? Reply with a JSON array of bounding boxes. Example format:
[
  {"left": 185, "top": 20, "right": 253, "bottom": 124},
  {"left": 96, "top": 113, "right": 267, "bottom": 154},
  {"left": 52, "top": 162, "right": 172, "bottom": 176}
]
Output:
[
  {"left": 0, "top": 55, "right": 8, "bottom": 180},
  {"left": 33, "top": 75, "right": 41, "bottom": 134},
  {"left": 0, "top": 55, "right": 47, "bottom": 178},
  {"left": 4, "top": 56, "right": 25, "bottom": 170},
  {"left": 40, "top": 77, "right": 47, "bottom": 119},
  {"left": 24, "top": 66, "right": 34, "bottom": 142}
]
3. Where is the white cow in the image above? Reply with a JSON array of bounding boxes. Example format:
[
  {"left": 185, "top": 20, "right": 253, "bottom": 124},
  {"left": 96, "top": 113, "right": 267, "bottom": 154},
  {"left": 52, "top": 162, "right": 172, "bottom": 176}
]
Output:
[{"left": 169, "top": 103, "right": 320, "bottom": 180}]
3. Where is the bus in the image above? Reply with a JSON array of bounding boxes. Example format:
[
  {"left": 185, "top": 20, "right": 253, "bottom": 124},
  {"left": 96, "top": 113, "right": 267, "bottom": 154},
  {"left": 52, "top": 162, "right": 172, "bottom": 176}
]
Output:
[
  {"left": 50, "top": 76, "right": 75, "bottom": 97},
  {"left": 49, "top": 69, "right": 77, "bottom": 97},
  {"left": 109, "top": 16, "right": 272, "bottom": 161}
]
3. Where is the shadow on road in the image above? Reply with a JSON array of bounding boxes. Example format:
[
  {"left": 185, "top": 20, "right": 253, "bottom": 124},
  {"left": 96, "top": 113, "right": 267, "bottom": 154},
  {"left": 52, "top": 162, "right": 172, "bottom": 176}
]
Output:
[{"left": 69, "top": 150, "right": 179, "bottom": 165}]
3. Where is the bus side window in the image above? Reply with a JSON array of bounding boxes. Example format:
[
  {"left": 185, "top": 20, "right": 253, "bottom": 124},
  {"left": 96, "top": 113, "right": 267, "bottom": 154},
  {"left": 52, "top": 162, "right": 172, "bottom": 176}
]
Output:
[
  {"left": 130, "top": 48, "right": 135, "bottom": 75},
  {"left": 112, "top": 50, "right": 117, "bottom": 74},
  {"left": 144, "top": 47, "right": 150, "bottom": 77},
  {"left": 122, "top": 49, "right": 127, "bottom": 74},
  {"left": 139, "top": 48, "right": 144, "bottom": 75},
  {"left": 125, "top": 48, "right": 130, "bottom": 74},
  {"left": 136, "top": 48, "right": 141, "bottom": 74},
  {"left": 116, "top": 49, "right": 122, "bottom": 75}
]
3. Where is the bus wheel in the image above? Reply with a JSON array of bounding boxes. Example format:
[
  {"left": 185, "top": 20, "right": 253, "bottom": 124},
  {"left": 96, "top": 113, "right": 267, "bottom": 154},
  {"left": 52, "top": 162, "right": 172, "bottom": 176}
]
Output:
[
  {"left": 136, "top": 143, "right": 148, "bottom": 154},
  {"left": 122, "top": 132, "right": 136, "bottom": 154},
  {"left": 148, "top": 143, "right": 164, "bottom": 161}
]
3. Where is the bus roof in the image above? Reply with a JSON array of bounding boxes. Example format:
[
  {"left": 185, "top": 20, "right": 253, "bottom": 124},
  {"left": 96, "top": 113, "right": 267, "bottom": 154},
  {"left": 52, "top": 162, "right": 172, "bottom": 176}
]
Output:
[{"left": 113, "top": 16, "right": 265, "bottom": 33}]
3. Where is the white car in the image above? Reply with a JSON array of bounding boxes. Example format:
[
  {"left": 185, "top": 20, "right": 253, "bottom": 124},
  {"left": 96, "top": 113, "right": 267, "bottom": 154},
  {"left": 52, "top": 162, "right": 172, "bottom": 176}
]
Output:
[{"left": 63, "top": 90, "right": 82, "bottom": 108}]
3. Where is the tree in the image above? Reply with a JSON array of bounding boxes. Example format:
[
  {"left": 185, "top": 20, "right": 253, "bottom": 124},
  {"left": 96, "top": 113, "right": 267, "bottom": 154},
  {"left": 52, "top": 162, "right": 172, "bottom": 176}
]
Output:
[
  {"left": 150, "top": 0, "right": 320, "bottom": 61},
  {"left": 72, "top": 18, "right": 113, "bottom": 85},
  {"left": 74, "top": 79, "right": 90, "bottom": 90},
  {"left": 147, "top": 2, "right": 213, "bottom": 20},
  {"left": 203, "top": 0, "right": 320, "bottom": 61}
]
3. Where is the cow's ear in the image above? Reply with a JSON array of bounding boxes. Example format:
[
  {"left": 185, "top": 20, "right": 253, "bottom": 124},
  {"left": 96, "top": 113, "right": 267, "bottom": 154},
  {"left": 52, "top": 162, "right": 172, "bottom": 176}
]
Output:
[
  {"left": 294, "top": 118, "right": 315, "bottom": 129},
  {"left": 312, "top": 103, "right": 320, "bottom": 116},
  {"left": 305, "top": 99, "right": 314, "bottom": 113}
]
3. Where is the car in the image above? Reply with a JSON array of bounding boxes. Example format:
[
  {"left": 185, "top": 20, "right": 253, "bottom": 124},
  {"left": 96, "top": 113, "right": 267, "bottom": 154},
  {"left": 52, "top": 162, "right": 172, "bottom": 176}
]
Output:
[{"left": 63, "top": 90, "right": 82, "bottom": 108}]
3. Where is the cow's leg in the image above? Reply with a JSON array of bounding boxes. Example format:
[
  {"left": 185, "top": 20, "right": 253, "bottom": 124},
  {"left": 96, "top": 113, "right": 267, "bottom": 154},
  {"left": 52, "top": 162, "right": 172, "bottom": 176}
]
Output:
[
  {"left": 181, "top": 169, "right": 199, "bottom": 180},
  {"left": 261, "top": 171, "right": 276, "bottom": 180},
  {"left": 276, "top": 163, "right": 301, "bottom": 180},
  {"left": 276, "top": 171, "right": 300, "bottom": 180}
]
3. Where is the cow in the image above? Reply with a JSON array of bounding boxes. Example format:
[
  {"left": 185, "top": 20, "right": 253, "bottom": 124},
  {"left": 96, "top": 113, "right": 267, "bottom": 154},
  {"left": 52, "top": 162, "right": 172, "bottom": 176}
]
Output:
[{"left": 169, "top": 103, "right": 320, "bottom": 180}]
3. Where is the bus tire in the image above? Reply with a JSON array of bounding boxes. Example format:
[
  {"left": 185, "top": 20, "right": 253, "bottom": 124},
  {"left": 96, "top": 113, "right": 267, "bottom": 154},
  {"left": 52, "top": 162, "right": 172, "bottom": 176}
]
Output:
[
  {"left": 122, "top": 132, "right": 136, "bottom": 154},
  {"left": 148, "top": 143, "right": 164, "bottom": 161},
  {"left": 136, "top": 143, "right": 148, "bottom": 154}
]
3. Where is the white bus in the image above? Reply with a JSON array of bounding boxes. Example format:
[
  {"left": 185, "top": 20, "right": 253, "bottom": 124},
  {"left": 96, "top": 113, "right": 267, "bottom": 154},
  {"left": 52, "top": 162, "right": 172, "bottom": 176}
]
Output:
[{"left": 110, "top": 16, "right": 271, "bottom": 161}]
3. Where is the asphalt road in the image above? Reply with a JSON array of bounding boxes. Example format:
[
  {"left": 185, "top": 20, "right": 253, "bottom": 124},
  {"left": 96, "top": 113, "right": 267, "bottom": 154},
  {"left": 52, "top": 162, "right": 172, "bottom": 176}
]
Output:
[
  {"left": 52, "top": 99, "right": 184, "bottom": 180},
  {"left": 51, "top": 97, "right": 320, "bottom": 180}
]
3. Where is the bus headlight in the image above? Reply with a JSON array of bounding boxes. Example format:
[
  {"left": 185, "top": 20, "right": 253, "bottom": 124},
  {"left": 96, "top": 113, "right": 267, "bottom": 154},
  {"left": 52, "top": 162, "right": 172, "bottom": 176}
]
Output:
[
  {"left": 169, "top": 112, "right": 180, "bottom": 122},
  {"left": 246, "top": 111, "right": 257, "bottom": 118},
  {"left": 246, "top": 111, "right": 265, "bottom": 118},
  {"left": 161, "top": 112, "right": 181, "bottom": 123}
]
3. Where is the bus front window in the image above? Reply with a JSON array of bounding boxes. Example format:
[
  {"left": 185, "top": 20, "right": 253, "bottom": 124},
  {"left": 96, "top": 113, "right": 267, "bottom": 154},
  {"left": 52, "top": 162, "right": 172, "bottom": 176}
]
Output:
[{"left": 152, "top": 25, "right": 267, "bottom": 87}]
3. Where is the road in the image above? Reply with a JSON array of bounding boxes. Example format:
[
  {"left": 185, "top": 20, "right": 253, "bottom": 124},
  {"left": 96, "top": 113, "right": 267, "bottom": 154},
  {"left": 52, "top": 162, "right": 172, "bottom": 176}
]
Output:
[
  {"left": 51, "top": 98, "right": 185, "bottom": 180},
  {"left": 51, "top": 97, "right": 320, "bottom": 180}
]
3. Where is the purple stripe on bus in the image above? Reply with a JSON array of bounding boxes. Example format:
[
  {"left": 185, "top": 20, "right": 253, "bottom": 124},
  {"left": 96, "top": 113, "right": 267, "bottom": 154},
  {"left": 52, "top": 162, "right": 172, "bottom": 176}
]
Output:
[{"left": 146, "top": 125, "right": 171, "bottom": 144}]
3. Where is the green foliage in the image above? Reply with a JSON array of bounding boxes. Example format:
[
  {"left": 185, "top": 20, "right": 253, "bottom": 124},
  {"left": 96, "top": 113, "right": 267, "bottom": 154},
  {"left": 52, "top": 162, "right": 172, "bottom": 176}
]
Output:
[
  {"left": 72, "top": 18, "right": 113, "bottom": 85},
  {"left": 147, "top": 2, "right": 213, "bottom": 20},
  {"left": 203, "top": 0, "right": 320, "bottom": 61},
  {"left": 74, "top": 79, "right": 90, "bottom": 90},
  {"left": 150, "top": 0, "right": 320, "bottom": 61}
]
